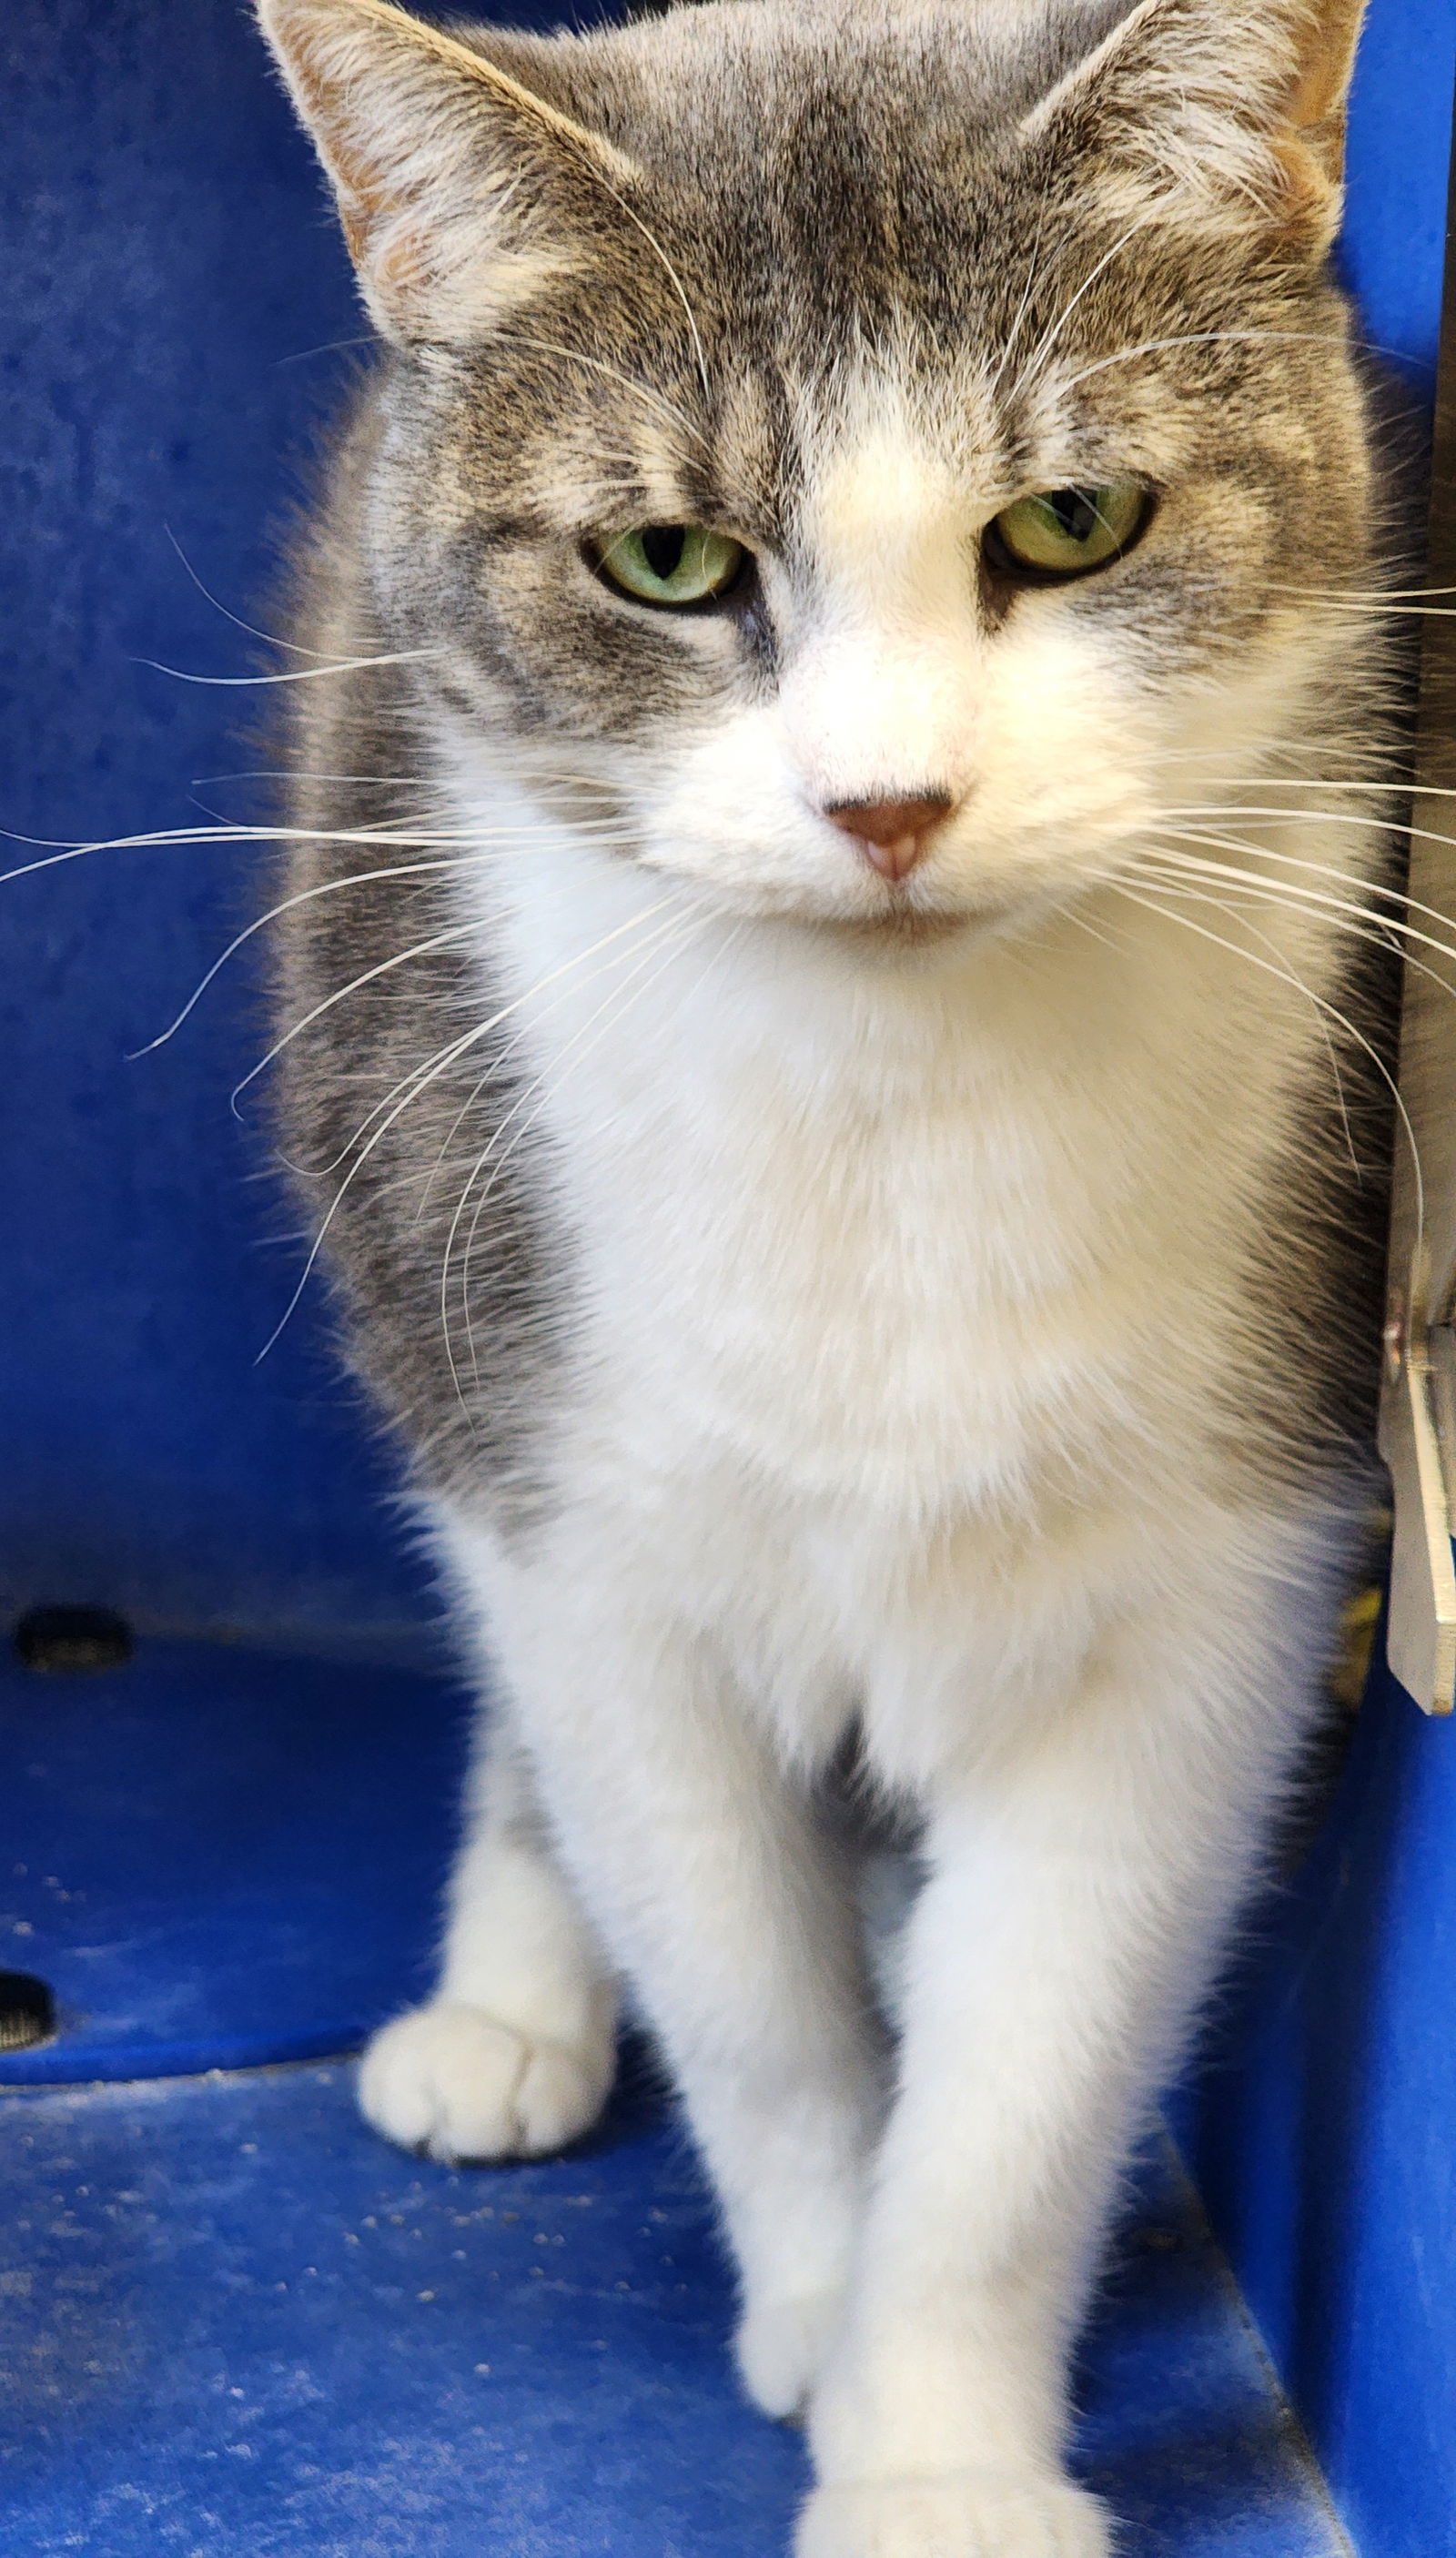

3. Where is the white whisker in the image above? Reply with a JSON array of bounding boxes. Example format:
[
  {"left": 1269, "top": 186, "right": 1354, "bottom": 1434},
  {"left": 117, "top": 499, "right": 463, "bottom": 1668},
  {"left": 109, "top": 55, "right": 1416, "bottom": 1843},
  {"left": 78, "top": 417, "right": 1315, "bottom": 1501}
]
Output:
[
  {"left": 262, "top": 889, "right": 686, "bottom": 1165},
  {"left": 130, "top": 858, "right": 478, "bottom": 1058},
  {"left": 243, "top": 923, "right": 486, "bottom": 1124},
  {"left": 1058, "top": 328, "right": 1390, "bottom": 395},
  {"left": 1145, "top": 870, "right": 1364, "bottom": 1176},
  {"left": 410, "top": 901, "right": 696, "bottom": 1223},
  {"left": 493, "top": 328, "right": 711, "bottom": 454},
  {"left": 1006, "top": 218, "right": 1149, "bottom": 403},
  {"left": 445, "top": 910, "right": 714, "bottom": 1402},
  {"left": 1148, "top": 814, "right": 1456, "bottom": 935},
  {"left": 163, "top": 529, "right": 339, "bottom": 660},
  {"left": 987, "top": 190, "right": 1056, "bottom": 394},
  {"left": 1143, "top": 835, "right": 1456, "bottom": 967},
  {"left": 134, "top": 647, "right": 443, "bottom": 689},
  {"left": 1158, "top": 797, "right": 1456, "bottom": 856},
  {"left": 1111, "top": 879, "right": 1422, "bottom": 1248}
]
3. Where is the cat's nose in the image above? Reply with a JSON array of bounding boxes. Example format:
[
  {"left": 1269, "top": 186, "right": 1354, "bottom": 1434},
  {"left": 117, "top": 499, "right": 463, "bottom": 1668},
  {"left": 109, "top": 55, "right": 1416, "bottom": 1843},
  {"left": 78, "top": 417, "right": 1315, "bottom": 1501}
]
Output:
[{"left": 823, "top": 793, "right": 955, "bottom": 882}]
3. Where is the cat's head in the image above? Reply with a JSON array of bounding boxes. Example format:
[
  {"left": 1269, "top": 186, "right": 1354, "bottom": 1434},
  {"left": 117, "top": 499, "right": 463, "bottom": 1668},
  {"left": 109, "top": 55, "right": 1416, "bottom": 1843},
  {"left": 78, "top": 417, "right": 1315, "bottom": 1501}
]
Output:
[{"left": 260, "top": 0, "right": 1374, "bottom": 936}]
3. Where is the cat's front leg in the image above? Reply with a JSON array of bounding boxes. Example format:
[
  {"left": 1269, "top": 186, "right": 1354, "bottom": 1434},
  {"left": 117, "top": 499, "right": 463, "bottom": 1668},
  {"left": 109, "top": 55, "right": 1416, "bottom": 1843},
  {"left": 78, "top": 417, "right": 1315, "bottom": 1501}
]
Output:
[
  {"left": 359, "top": 1707, "right": 620, "bottom": 2161},
  {"left": 802, "top": 1623, "right": 1309, "bottom": 2558},
  {"left": 450, "top": 1536, "right": 887, "bottom": 2420}
]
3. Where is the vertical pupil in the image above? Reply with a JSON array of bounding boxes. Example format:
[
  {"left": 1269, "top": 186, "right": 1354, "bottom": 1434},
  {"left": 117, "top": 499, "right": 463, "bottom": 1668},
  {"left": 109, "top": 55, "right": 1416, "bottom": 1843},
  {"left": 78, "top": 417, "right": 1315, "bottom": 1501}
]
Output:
[
  {"left": 642, "top": 526, "right": 687, "bottom": 581},
  {"left": 1048, "top": 490, "right": 1100, "bottom": 543}
]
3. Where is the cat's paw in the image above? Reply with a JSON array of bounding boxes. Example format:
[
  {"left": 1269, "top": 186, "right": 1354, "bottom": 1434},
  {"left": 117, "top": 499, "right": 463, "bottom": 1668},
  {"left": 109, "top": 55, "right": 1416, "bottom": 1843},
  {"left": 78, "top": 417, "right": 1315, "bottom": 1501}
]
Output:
[
  {"left": 358, "top": 1999, "right": 613, "bottom": 2163},
  {"left": 736, "top": 2286, "right": 846, "bottom": 2421},
  {"left": 796, "top": 2472, "right": 1111, "bottom": 2558}
]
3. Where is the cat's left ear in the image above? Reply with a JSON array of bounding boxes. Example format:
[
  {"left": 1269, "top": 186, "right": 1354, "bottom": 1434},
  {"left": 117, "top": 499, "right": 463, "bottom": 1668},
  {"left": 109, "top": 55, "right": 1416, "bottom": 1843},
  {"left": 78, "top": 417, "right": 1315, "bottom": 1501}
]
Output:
[
  {"left": 1024, "top": 0, "right": 1366, "bottom": 253},
  {"left": 256, "top": 0, "right": 642, "bottom": 346}
]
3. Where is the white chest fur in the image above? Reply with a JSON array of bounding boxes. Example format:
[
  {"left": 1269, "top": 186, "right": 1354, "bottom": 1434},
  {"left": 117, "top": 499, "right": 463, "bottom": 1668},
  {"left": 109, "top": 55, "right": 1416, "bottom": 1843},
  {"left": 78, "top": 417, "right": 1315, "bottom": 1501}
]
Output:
[{"left": 451, "top": 807, "right": 1336, "bottom": 1780}]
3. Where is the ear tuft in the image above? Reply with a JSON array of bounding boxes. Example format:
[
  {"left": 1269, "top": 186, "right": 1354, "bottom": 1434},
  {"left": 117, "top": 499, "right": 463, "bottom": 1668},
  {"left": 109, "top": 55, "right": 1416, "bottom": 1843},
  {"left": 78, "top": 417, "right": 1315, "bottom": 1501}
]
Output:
[{"left": 256, "top": 0, "right": 641, "bottom": 345}]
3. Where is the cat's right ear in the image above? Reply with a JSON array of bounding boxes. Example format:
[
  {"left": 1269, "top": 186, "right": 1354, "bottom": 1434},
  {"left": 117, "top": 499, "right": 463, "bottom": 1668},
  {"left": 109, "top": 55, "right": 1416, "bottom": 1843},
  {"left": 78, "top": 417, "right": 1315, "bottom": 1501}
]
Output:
[{"left": 256, "top": 0, "right": 641, "bottom": 347}]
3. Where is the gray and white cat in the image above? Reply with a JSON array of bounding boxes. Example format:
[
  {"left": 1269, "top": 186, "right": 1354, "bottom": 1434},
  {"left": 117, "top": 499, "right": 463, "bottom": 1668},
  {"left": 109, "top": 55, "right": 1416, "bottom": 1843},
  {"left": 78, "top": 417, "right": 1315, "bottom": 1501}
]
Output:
[{"left": 257, "top": 0, "right": 1391, "bottom": 2546}]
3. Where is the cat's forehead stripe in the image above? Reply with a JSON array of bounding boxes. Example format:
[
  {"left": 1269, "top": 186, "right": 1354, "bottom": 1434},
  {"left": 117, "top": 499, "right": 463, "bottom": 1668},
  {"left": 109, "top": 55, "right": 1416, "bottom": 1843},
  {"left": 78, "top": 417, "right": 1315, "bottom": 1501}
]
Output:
[
  {"left": 804, "top": 417, "right": 971, "bottom": 622},
  {"left": 795, "top": 364, "right": 1019, "bottom": 613}
]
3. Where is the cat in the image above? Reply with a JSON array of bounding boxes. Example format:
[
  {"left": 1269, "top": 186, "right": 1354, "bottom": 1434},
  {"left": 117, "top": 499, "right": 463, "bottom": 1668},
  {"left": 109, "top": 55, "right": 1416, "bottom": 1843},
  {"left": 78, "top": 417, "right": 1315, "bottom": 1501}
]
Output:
[{"left": 255, "top": 0, "right": 1392, "bottom": 2547}]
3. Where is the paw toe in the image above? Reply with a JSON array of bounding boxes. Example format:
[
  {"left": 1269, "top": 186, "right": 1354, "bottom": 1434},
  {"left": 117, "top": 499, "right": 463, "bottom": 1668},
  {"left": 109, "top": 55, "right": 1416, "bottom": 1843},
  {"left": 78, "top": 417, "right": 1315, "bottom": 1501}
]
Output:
[{"left": 358, "top": 2001, "right": 612, "bottom": 2164}]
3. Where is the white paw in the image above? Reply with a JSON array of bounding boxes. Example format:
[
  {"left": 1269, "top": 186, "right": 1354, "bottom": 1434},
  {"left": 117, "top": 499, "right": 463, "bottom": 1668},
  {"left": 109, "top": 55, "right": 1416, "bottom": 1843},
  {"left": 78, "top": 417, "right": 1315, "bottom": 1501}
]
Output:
[
  {"left": 358, "top": 2000, "right": 613, "bottom": 2163},
  {"left": 736, "top": 2286, "right": 846, "bottom": 2421},
  {"left": 796, "top": 2473, "right": 1111, "bottom": 2558}
]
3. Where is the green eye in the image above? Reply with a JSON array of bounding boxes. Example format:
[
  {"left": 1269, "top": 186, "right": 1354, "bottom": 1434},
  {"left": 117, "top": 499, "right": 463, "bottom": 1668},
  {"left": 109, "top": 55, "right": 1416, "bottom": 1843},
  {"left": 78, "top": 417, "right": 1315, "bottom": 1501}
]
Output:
[
  {"left": 593, "top": 523, "right": 747, "bottom": 610},
  {"left": 986, "top": 481, "right": 1150, "bottom": 580}
]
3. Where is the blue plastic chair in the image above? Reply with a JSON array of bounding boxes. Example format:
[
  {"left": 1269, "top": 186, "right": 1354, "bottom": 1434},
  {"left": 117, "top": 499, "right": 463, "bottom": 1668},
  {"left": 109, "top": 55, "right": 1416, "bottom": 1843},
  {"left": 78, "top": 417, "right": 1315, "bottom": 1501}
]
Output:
[{"left": 3, "top": 5, "right": 1453, "bottom": 2548}]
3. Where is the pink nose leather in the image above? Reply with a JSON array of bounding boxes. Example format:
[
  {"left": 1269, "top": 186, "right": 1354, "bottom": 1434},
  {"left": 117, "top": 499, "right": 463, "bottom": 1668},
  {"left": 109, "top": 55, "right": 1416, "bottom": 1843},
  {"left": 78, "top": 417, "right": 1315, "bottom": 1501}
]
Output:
[{"left": 824, "top": 794, "right": 954, "bottom": 882}]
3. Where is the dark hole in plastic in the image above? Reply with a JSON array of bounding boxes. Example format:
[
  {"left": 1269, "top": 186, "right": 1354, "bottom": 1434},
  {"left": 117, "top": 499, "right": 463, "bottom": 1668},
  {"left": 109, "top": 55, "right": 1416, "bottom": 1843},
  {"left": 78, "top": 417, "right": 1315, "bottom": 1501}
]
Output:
[
  {"left": 13, "top": 1606, "right": 134, "bottom": 1673},
  {"left": 0, "top": 1972, "right": 56, "bottom": 2053}
]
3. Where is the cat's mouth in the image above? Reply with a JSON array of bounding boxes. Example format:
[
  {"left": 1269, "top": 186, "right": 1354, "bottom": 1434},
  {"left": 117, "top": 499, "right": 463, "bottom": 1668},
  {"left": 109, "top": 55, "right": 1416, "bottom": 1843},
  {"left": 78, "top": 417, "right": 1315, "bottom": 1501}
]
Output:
[
  {"left": 831, "top": 904, "right": 977, "bottom": 949},
  {"left": 733, "top": 862, "right": 1060, "bottom": 949},
  {"left": 807, "top": 860, "right": 1132, "bottom": 955}
]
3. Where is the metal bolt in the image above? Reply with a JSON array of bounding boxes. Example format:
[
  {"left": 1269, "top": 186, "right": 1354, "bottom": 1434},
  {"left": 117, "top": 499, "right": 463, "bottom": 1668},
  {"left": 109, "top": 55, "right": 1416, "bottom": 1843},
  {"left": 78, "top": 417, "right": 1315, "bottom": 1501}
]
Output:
[
  {"left": 0, "top": 1972, "right": 56, "bottom": 2053},
  {"left": 13, "top": 1607, "right": 133, "bottom": 1673}
]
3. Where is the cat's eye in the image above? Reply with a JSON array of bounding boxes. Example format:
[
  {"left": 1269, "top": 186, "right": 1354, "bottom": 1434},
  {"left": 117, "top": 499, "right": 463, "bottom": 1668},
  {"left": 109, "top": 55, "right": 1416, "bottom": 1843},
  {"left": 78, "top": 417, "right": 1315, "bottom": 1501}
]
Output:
[
  {"left": 985, "top": 481, "right": 1151, "bottom": 581},
  {"left": 592, "top": 524, "right": 747, "bottom": 611}
]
